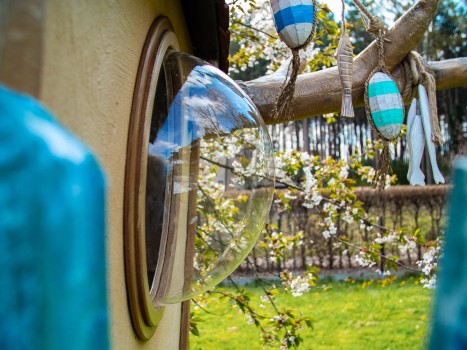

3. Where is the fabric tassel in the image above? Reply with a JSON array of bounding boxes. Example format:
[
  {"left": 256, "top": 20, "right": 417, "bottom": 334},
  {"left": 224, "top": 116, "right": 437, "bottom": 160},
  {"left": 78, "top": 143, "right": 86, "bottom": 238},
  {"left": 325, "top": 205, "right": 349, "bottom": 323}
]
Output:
[
  {"left": 401, "top": 51, "right": 443, "bottom": 145},
  {"left": 406, "top": 98, "right": 426, "bottom": 186},
  {"left": 272, "top": 49, "right": 301, "bottom": 120},
  {"left": 372, "top": 141, "right": 391, "bottom": 190},
  {"left": 422, "top": 74, "right": 443, "bottom": 145},
  {"left": 418, "top": 84, "right": 445, "bottom": 184}
]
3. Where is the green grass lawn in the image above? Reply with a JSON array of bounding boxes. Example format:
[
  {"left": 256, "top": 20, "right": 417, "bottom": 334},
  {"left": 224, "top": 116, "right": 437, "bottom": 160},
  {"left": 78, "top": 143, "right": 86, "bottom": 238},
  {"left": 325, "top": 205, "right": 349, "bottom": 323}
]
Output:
[{"left": 189, "top": 277, "right": 433, "bottom": 350}]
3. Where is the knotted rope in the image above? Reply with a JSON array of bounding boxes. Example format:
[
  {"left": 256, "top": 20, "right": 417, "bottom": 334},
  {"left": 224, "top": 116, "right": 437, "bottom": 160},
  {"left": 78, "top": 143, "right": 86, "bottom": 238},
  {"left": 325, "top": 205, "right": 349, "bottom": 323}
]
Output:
[
  {"left": 272, "top": 49, "right": 303, "bottom": 120},
  {"left": 340, "top": 0, "right": 347, "bottom": 31},
  {"left": 353, "top": 0, "right": 398, "bottom": 190},
  {"left": 351, "top": 0, "right": 386, "bottom": 37},
  {"left": 402, "top": 51, "right": 443, "bottom": 145},
  {"left": 272, "top": 0, "right": 317, "bottom": 120}
]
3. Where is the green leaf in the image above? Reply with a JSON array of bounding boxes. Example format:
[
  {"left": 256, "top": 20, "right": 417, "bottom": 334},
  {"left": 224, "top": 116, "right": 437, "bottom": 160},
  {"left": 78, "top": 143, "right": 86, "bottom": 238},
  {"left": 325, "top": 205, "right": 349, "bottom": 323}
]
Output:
[
  {"left": 190, "top": 326, "right": 200, "bottom": 337},
  {"left": 370, "top": 244, "right": 383, "bottom": 250}
]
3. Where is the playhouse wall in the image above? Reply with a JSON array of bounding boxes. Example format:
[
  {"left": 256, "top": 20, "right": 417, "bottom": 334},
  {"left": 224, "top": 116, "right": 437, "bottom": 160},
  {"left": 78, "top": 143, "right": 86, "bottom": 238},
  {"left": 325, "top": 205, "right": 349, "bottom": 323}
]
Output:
[{"left": 39, "top": 1, "right": 192, "bottom": 348}]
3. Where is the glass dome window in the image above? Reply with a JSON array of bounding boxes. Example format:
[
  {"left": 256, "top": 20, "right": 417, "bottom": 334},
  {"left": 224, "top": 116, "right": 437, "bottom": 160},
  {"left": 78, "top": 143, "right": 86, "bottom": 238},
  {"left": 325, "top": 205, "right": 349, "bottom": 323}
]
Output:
[{"left": 145, "top": 51, "right": 275, "bottom": 306}]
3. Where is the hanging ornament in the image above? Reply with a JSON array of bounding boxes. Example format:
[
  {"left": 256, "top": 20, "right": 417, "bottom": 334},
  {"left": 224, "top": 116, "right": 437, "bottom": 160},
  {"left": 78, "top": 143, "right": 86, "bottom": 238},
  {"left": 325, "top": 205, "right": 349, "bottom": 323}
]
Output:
[
  {"left": 406, "top": 88, "right": 445, "bottom": 186},
  {"left": 401, "top": 51, "right": 443, "bottom": 146},
  {"left": 406, "top": 97, "right": 426, "bottom": 186},
  {"left": 351, "top": 0, "right": 404, "bottom": 189},
  {"left": 417, "top": 84, "right": 445, "bottom": 184},
  {"left": 401, "top": 51, "right": 444, "bottom": 185},
  {"left": 270, "top": 0, "right": 317, "bottom": 120},
  {"left": 365, "top": 60, "right": 405, "bottom": 190},
  {"left": 336, "top": 0, "right": 354, "bottom": 118},
  {"left": 367, "top": 72, "right": 404, "bottom": 140}
]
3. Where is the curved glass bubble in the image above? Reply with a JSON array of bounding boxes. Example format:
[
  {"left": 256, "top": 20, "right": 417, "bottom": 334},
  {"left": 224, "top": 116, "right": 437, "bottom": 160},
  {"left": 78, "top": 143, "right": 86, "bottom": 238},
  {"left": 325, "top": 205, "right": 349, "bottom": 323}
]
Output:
[{"left": 145, "top": 51, "right": 275, "bottom": 306}]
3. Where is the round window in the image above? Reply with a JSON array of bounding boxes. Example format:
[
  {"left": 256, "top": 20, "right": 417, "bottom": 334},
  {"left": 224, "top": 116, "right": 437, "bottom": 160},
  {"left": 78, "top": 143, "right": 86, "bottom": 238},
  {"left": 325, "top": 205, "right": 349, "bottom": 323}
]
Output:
[
  {"left": 146, "top": 51, "right": 275, "bottom": 306},
  {"left": 124, "top": 17, "right": 274, "bottom": 340}
]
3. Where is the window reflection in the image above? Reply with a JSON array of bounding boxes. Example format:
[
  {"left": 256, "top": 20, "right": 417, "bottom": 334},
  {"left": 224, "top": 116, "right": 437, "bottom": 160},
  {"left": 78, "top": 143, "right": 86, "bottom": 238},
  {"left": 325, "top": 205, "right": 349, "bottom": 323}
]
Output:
[{"left": 145, "top": 52, "right": 274, "bottom": 306}]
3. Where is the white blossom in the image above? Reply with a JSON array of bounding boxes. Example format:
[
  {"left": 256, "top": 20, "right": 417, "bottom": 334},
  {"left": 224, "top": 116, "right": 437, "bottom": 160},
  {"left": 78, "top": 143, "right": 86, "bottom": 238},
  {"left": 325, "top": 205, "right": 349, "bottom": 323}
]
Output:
[
  {"left": 246, "top": 315, "right": 254, "bottom": 325},
  {"left": 283, "top": 273, "right": 315, "bottom": 297},
  {"left": 339, "top": 164, "right": 349, "bottom": 180},
  {"left": 416, "top": 239, "right": 442, "bottom": 288},
  {"left": 355, "top": 252, "right": 376, "bottom": 268}
]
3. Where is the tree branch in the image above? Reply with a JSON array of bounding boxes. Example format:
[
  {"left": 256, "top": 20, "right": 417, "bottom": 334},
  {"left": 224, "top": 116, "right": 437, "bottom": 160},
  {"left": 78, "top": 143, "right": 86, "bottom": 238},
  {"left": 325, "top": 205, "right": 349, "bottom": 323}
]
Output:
[
  {"left": 429, "top": 58, "right": 467, "bottom": 90},
  {"left": 241, "top": 0, "right": 466, "bottom": 124},
  {"left": 232, "top": 20, "right": 278, "bottom": 40}
]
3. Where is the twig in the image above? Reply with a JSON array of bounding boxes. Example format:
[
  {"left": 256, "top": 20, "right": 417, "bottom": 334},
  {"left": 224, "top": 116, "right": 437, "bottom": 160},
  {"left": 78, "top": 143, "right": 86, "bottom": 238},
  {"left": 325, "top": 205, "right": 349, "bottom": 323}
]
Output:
[
  {"left": 200, "top": 153, "right": 421, "bottom": 275},
  {"left": 334, "top": 237, "right": 422, "bottom": 273},
  {"left": 244, "top": 259, "right": 299, "bottom": 350},
  {"left": 232, "top": 20, "right": 278, "bottom": 40},
  {"left": 198, "top": 186, "right": 236, "bottom": 240},
  {"left": 191, "top": 298, "right": 229, "bottom": 317}
]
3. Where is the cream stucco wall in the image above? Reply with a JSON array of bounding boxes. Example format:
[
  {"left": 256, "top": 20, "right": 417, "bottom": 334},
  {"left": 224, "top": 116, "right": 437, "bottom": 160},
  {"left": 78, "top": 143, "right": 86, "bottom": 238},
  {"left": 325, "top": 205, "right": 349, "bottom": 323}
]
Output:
[{"left": 39, "top": 1, "right": 192, "bottom": 348}]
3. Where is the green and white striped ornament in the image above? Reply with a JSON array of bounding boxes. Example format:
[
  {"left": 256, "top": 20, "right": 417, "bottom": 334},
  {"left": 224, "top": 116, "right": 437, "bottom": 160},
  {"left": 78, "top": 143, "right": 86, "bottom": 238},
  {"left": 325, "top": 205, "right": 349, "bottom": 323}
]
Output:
[{"left": 367, "top": 72, "right": 404, "bottom": 140}]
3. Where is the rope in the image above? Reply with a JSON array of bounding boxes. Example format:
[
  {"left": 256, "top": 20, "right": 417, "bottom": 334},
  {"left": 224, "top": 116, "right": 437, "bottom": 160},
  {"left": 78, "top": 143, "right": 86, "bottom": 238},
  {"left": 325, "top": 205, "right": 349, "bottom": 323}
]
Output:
[
  {"left": 351, "top": 0, "right": 386, "bottom": 36},
  {"left": 352, "top": 0, "right": 442, "bottom": 145},
  {"left": 353, "top": 0, "right": 396, "bottom": 190},
  {"left": 340, "top": 0, "right": 346, "bottom": 32},
  {"left": 402, "top": 51, "right": 443, "bottom": 145},
  {"left": 271, "top": 49, "right": 302, "bottom": 120},
  {"left": 363, "top": 31, "right": 397, "bottom": 190},
  {"left": 272, "top": 0, "right": 318, "bottom": 120},
  {"left": 351, "top": 1, "right": 442, "bottom": 188}
]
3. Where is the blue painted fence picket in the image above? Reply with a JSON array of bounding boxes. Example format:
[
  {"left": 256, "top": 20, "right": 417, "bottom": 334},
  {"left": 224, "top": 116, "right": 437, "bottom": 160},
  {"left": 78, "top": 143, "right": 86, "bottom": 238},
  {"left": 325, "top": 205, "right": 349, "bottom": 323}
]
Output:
[{"left": 0, "top": 85, "right": 109, "bottom": 350}]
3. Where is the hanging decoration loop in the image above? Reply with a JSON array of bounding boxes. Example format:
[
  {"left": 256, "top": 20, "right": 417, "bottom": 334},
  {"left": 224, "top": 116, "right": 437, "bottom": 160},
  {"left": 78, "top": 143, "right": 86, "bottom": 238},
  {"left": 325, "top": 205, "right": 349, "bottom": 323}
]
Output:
[
  {"left": 351, "top": 0, "right": 386, "bottom": 36},
  {"left": 270, "top": 0, "right": 318, "bottom": 120},
  {"left": 364, "top": 29, "right": 394, "bottom": 144},
  {"left": 401, "top": 51, "right": 443, "bottom": 145},
  {"left": 357, "top": 0, "right": 405, "bottom": 190},
  {"left": 376, "top": 29, "right": 386, "bottom": 68}
]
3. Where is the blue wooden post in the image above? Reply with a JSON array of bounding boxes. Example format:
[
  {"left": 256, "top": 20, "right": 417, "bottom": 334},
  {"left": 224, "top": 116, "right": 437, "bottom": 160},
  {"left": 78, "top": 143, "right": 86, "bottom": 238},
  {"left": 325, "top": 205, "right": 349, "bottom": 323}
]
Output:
[
  {"left": 0, "top": 85, "right": 109, "bottom": 350},
  {"left": 429, "top": 157, "right": 467, "bottom": 350}
]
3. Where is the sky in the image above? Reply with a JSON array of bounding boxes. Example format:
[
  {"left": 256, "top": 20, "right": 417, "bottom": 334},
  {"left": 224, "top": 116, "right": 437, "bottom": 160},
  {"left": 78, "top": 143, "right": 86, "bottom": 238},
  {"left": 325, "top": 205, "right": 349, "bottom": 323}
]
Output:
[
  {"left": 233, "top": 0, "right": 342, "bottom": 18},
  {"left": 325, "top": 0, "right": 343, "bottom": 20},
  {"left": 231, "top": 0, "right": 401, "bottom": 27},
  {"left": 325, "top": 0, "right": 400, "bottom": 25}
]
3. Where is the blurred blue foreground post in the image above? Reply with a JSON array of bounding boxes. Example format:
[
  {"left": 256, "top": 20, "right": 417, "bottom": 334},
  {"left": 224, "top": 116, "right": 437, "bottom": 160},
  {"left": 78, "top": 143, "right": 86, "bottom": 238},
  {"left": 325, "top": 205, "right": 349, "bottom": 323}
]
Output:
[
  {"left": 429, "top": 157, "right": 467, "bottom": 350},
  {"left": 0, "top": 85, "right": 109, "bottom": 350}
]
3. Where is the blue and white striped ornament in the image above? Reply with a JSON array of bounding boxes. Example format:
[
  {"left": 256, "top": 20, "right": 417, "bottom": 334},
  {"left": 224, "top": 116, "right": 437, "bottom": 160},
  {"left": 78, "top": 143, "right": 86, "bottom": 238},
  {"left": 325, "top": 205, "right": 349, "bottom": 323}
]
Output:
[
  {"left": 367, "top": 72, "right": 404, "bottom": 140},
  {"left": 270, "top": 0, "right": 316, "bottom": 49}
]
